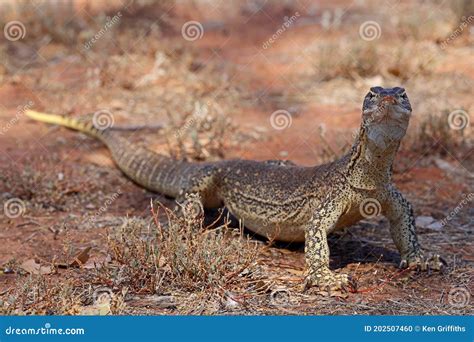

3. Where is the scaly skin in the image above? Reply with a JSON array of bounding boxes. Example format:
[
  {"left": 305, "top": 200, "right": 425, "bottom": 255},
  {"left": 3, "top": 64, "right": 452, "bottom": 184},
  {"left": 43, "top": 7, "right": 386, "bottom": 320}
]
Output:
[{"left": 25, "top": 86, "right": 443, "bottom": 291}]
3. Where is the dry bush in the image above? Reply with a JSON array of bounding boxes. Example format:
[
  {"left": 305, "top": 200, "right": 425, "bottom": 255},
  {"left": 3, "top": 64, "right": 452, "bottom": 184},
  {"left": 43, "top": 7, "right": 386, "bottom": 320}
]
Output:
[
  {"left": 0, "top": 207, "right": 260, "bottom": 314},
  {"left": 0, "top": 273, "right": 128, "bottom": 315},
  {"left": 383, "top": 42, "right": 439, "bottom": 80},
  {"left": 448, "top": 0, "right": 474, "bottom": 21},
  {"left": 0, "top": 1, "right": 84, "bottom": 44},
  {"left": 165, "top": 100, "right": 236, "bottom": 161},
  {"left": 403, "top": 109, "right": 472, "bottom": 156},
  {"left": 0, "top": 0, "right": 175, "bottom": 45},
  {"left": 99, "top": 204, "right": 260, "bottom": 295},
  {"left": 395, "top": 4, "right": 457, "bottom": 41},
  {"left": 369, "top": 0, "right": 468, "bottom": 42},
  {"left": 313, "top": 41, "right": 439, "bottom": 81},
  {"left": 315, "top": 42, "right": 379, "bottom": 81},
  {"left": 0, "top": 275, "right": 83, "bottom": 315}
]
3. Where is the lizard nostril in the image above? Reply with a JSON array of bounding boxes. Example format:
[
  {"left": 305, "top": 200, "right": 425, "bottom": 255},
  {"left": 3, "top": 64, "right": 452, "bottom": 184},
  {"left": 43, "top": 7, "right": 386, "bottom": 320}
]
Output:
[
  {"left": 381, "top": 95, "right": 396, "bottom": 104},
  {"left": 382, "top": 95, "right": 395, "bottom": 103}
]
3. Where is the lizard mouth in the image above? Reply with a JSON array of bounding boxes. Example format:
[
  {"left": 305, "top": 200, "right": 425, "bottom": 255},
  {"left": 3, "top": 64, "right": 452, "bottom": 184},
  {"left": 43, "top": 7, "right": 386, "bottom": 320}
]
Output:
[
  {"left": 370, "top": 98, "right": 411, "bottom": 125},
  {"left": 360, "top": 87, "right": 412, "bottom": 152},
  {"left": 365, "top": 100, "right": 411, "bottom": 149}
]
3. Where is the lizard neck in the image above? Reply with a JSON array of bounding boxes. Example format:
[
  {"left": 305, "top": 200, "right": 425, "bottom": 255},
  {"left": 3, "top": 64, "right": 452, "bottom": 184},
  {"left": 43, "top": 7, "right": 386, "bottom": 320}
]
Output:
[{"left": 345, "top": 124, "right": 403, "bottom": 190}]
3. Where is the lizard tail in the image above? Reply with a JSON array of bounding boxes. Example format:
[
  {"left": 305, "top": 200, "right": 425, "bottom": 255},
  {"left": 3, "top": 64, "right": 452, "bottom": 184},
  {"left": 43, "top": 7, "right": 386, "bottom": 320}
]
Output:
[
  {"left": 25, "top": 110, "right": 109, "bottom": 141},
  {"left": 25, "top": 109, "right": 190, "bottom": 198}
]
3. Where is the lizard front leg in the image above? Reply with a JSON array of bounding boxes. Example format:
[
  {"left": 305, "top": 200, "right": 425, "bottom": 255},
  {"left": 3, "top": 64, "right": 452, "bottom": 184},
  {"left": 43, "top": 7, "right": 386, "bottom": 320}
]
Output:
[
  {"left": 174, "top": 166, "right": 219, "bottom": 221},
  {"left": 382, "top": 185, "right": 443, "bottom": 271},
  {"left": 304, "top": 203, "right": 350, "bottom": 291}
]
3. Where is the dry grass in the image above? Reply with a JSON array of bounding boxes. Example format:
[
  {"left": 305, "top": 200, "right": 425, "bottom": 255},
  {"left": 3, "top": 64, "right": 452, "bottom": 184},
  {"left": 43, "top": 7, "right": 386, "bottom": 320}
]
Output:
[
  {"left": 165, "top": 100, "right": 236, "bottom": 162},
  {"left": 0, "top": 204, "right": 262, "bottom": 314},
  {"left": 94, "top": 203, "right": 260, "bottom": 295},
  {"left": 0, "top": 273, "right": 129, "bottom": 315},
  {"left": 403, "top": 108, "right": 472, "bottom": 156},
  {"left": 1, "top": 274, "right": 84, "bottom": 315},
  {"left": 315, "top": 42, "right": 378, "bottom": 81},
  {"left": 0, "top": 1, "right": 80, "bottom": 44},
  {"left": 448, "top": 0, "right": 474, "bottom": 21},
  {"left": 395, "top": 5, "right": 457, "bottom": 41},
  {"left": 0, "top": 0, "right": 176, "bottom": 44},
  {"left": 313, "top": 40, "right": 439, "bottom": 82}
]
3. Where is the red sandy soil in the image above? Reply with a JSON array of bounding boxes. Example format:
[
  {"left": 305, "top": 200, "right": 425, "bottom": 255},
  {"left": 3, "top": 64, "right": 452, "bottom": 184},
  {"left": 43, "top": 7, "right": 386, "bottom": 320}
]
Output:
[{"left": 0, "top": 0, "right": 472, "bottom": 314}]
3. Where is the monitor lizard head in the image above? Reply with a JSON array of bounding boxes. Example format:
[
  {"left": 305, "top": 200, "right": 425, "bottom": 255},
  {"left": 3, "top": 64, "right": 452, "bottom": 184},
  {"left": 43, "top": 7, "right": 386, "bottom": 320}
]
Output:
[
  {"left": 361, "top": 86, "right": 412, "bottom": 150},
  {"left": 346, "top": 87, "right": 412, "bottom": 189}
]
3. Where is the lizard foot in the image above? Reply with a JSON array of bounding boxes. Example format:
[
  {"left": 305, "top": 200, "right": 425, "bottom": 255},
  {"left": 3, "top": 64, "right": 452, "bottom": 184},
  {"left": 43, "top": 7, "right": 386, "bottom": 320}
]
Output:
[
  {"left": 399, "top": 252, "right": 446, "bottom": 271},
  {"left": 304, "top": 268, "right": 353, "bottom": 292}
]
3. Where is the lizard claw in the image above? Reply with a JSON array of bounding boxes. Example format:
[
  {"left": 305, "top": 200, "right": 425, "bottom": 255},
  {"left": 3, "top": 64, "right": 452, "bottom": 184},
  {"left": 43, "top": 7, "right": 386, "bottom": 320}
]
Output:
[
  {"left": 304, "top": 269, "right": 354, "bottom": 293},
  {"left": 427, "top": 254, "right": 446, "bottom": 271},
  {"left": 399, "top": 252, "right": 445, "bottom": 272}
]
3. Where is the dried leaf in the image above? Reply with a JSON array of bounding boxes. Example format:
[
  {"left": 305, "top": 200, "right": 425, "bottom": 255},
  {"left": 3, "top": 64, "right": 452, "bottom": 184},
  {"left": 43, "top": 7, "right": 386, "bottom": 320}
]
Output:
[
  {"left": 20, "top": 259, "right": 53, "bottom": 275},
  {"left": 70, "top": 246, "right": 92, "bottom": 267},
  {"left": 58, "top": 247, "right": 93, "bottom": 268}
]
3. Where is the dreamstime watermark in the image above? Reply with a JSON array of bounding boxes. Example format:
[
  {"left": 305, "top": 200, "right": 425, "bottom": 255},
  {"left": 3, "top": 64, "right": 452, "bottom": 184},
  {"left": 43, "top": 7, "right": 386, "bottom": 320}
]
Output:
[
  {"left": 93, "top": 287, "right": 113, "bottom": 304},
  {"left": 135, "top": 52, "right": 167, "bottom": 87},
  {"left": 5, "top": 323, "right": 84, "bottom": 336},
  {"left": 262, "top": 12, "right": 300, "bottom": 49},
  {"left": 384, "top": 0, "right": 402, "bottom": 10},
  {"left": 181, "top": 21, "right": 204, "bottom": 41},
  {"left": 83, "top": 12, "right": 122, "bottom": 50},
  {"left": 174, "top": 101, "right": 208, "bottom": 138},
  {"left": 3, "top": 198, "right": 26, "bottom": 218},
  {"left": 87, "top": 190, "right": 122, "bottom": 224},
  {"left": 351, "top": 103, "right": 388, "bottom": 140},
  {"left": 440, "top": 16, "right": 473, "bottom": 50},
  {"left": 269, "top": 287, "right": 293, "bottom": 306},
  {"left": 3, "top": 20, "right": 26, "bottom": 41},
  {"left": 178, "top": 193, "right": 204, "bottom": 219},
  {"left": 447, "top": 109, "right": 470, "bottom": 130},
  {"left": 0, "top": 100, "right": 34, "bottom": 135},
  {"left": 320, "top": 9, "right": 343, "bottom": 31},
  {"left": 270, "top": 109, "right": 292, "bottom": 130},
  {"left": 245, "top": 0, "right": 267, "bottom": 14},
  {"left": 92, "top": 109, "right": 115, "bottom": 130},
  {"left": 440, "top": 192, "right": 473, "bottom": 227},
  {"left": 448, "top": 286, "right": 470, "bottom": 308},
  {"left": 359, "top": 198, "right": 382, "bottom": 219},
  {"left": 359, "top": 21, "right": 381, "bottom": 41}
]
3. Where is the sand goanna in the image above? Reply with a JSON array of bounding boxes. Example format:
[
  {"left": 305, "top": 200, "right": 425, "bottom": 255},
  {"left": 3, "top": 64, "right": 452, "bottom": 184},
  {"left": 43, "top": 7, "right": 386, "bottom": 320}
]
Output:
[{"left": 26, "top": 86, "right": 443, "bottom": 290}]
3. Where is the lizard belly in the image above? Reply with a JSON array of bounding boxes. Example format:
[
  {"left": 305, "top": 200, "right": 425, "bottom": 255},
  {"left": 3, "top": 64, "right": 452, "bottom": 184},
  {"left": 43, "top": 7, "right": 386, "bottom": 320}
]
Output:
[
  {"left": 245, "top": 219, "right": 306, "bottom": 243},
  {"left": 224, "top": 202, "right": 307, "bottom": 243}
]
